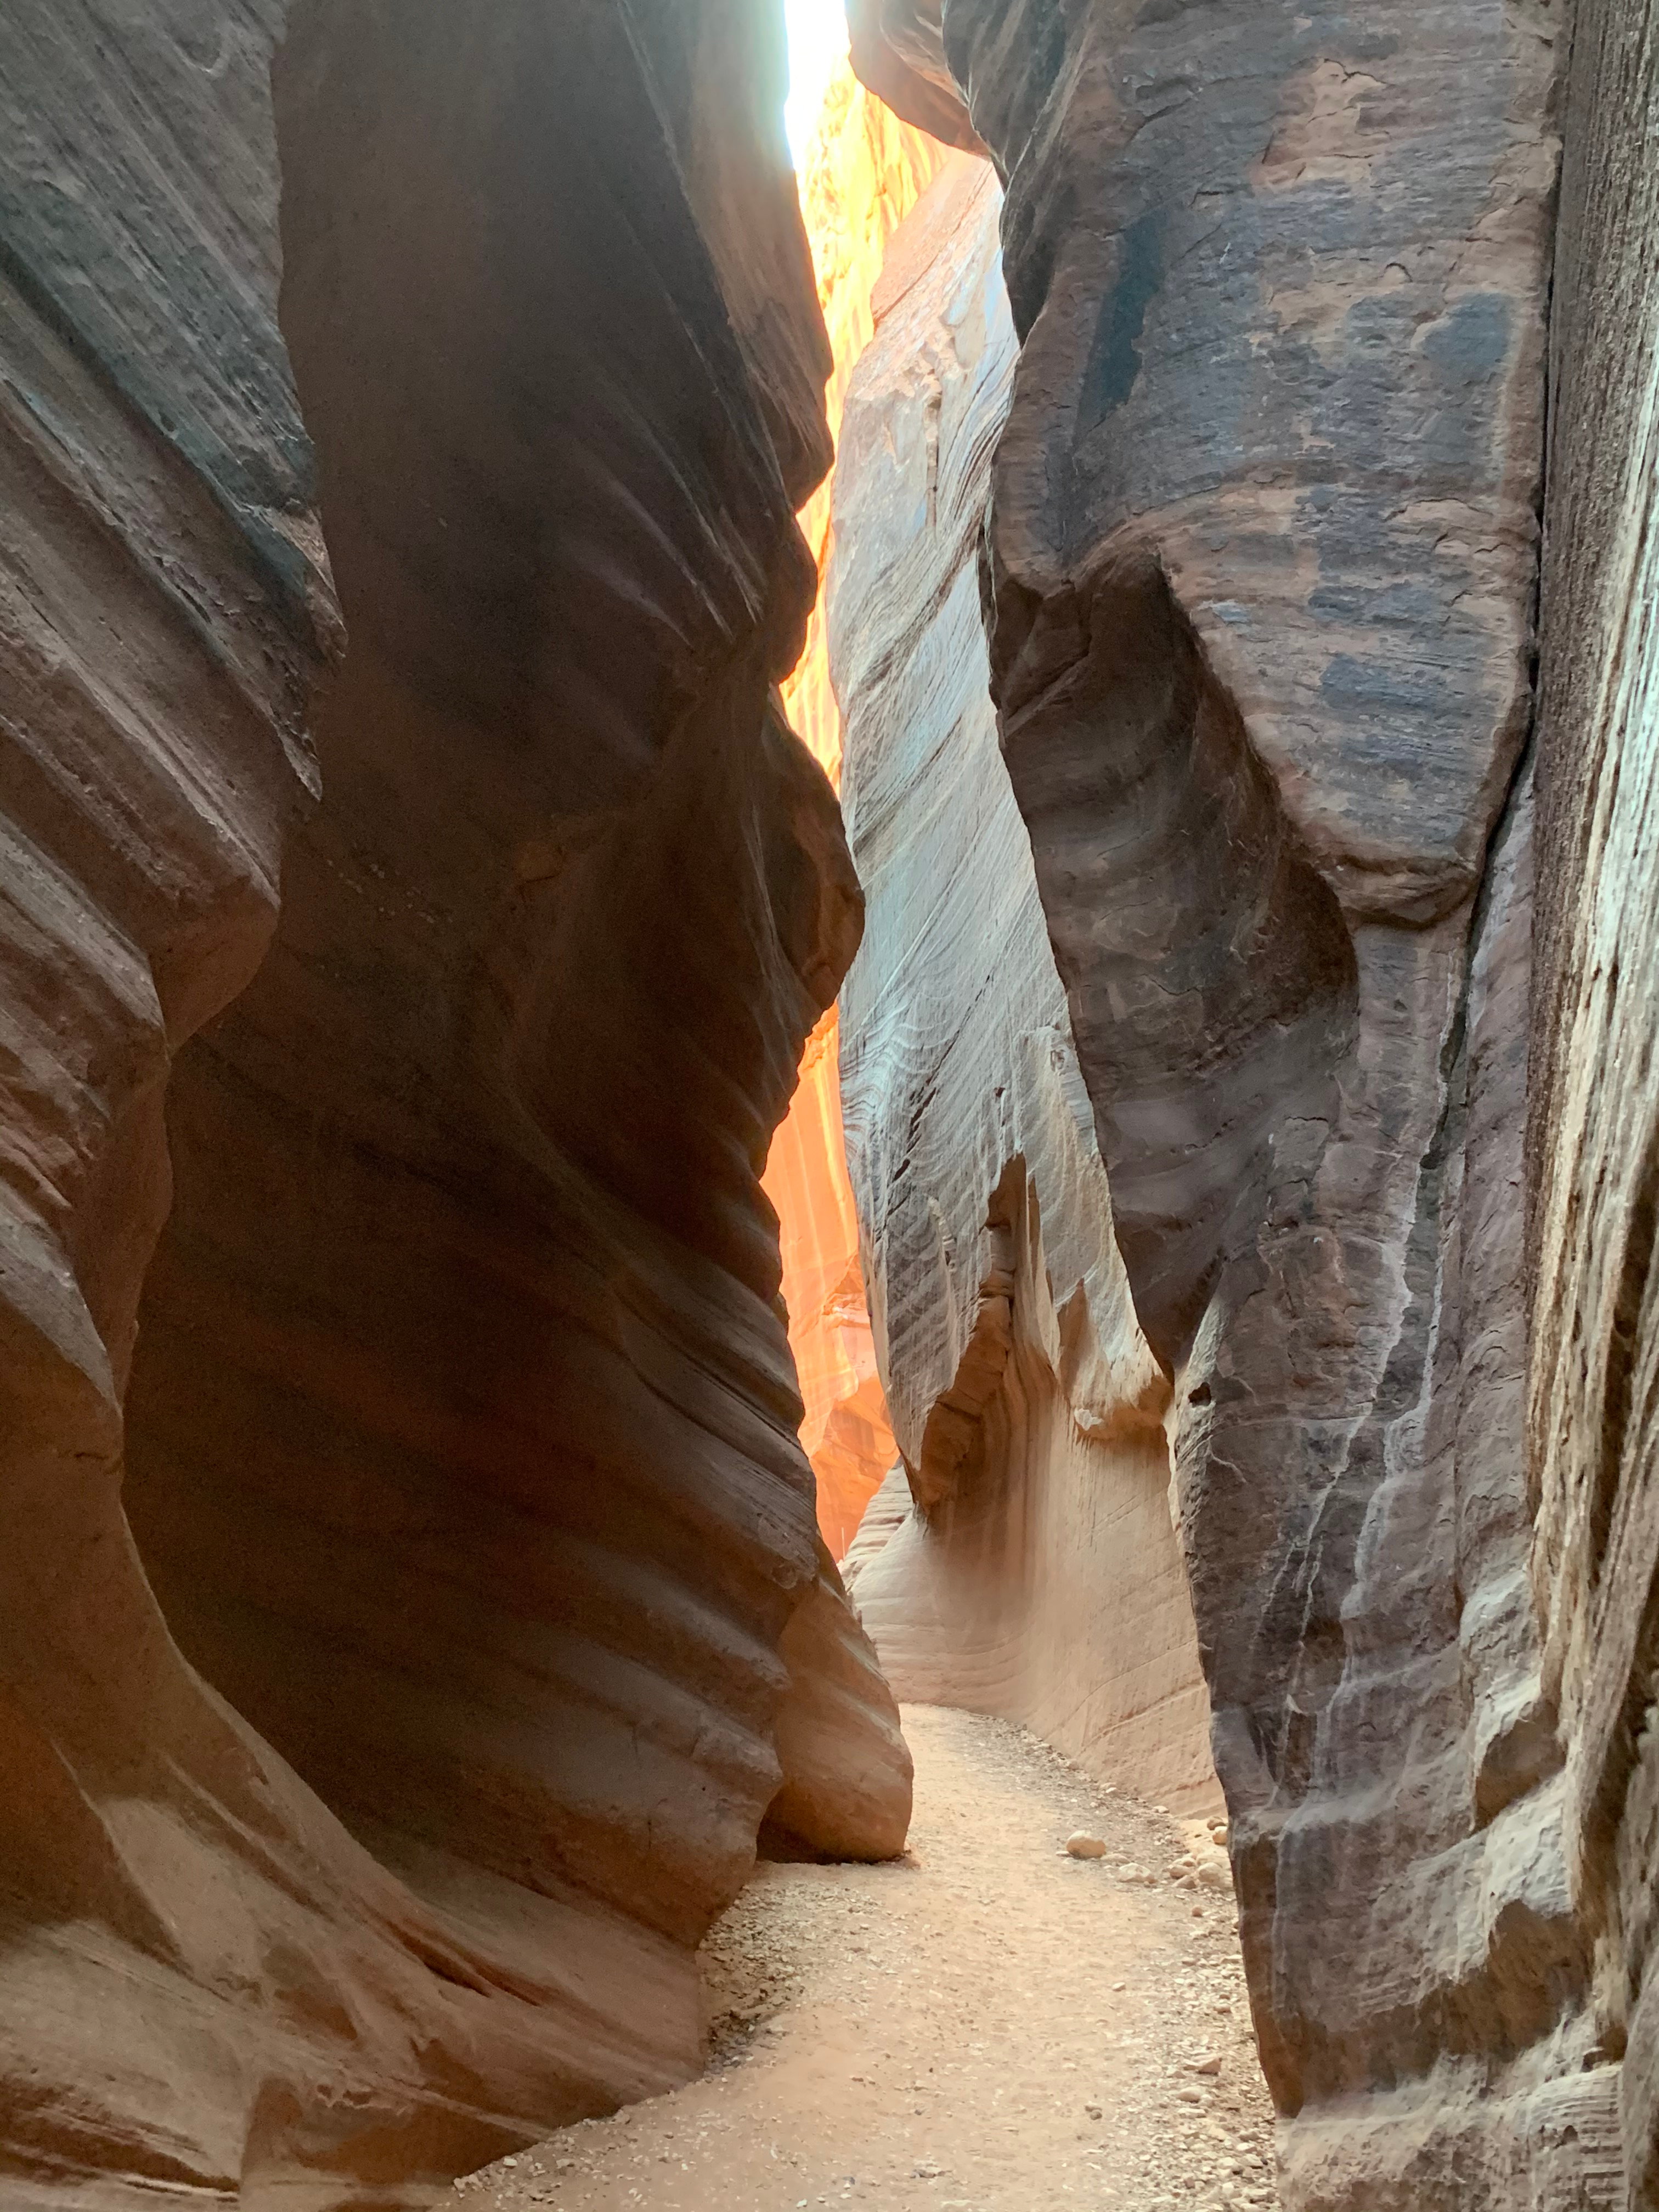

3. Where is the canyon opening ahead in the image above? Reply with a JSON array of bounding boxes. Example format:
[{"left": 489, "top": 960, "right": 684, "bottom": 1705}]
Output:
[{"left": 0, "top": 3, "right": 1655, "bottom": 2211}]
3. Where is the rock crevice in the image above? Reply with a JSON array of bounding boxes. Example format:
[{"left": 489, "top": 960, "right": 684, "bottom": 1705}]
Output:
[{"left": 832, "top": 155, "right": 1217, "bottom": 1813}]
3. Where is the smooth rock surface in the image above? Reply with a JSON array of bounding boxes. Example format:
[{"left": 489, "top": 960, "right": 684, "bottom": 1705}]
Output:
[
  {"left": 0, "top": 3, "right": 907, "bottom": 2203},
  {"left": 1528, "top": 0, "right": 1659, "bottom": 2199},
  {"left": 845, "top": 0, "right": 987, "bottom": 151},
  {"left": 0, "top": 9, "right": 449, "bottom": 2200},
  {"left": 762, "top": 60, "right": 950, "bottom": 1560},
  {"left": 759, "top": 1539, "right": 914, "bottom": 1864},
  {"left": 852, "top": 0, "right": 1636, "bottom": 2204},
  {"left": 833, "top": 158, "right": 1217, "bottom": 1814}
]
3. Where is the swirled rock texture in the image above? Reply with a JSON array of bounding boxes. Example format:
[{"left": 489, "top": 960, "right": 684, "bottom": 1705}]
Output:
[
  {"left": 0, "top": 2, "right": 906, "bottom": 2203},
  {"left": 840, "top": 0, "right": 1646, "bottom": 2202},
  {"left": 833, "top": 158, "right": 1217, "bottom": 1814}
]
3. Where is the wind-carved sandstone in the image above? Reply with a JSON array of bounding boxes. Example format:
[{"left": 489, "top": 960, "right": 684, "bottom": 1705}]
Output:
[
  {"left": 833, "top": 159, "right": 1217, "bottom": 1813},
  {"left": 762, "top": 61, "right": 953, "bottom": 1561},
  {"left": 4, "top": 0, "right": 1655, "bottom": 2201},
  {"left": 0, "top": 3, "right": 908, "bottom": 2203},
  {"left": 844, "top": 0, "right": 1639, "bottom": 2203},
  {"left": 1529, "top": 0, "right": 1659, "bottom": 2193}
]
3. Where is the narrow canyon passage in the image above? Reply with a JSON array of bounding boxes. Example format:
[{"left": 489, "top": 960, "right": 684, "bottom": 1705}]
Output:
[
  {"left": 5, "top": 1, "right": 1657, "bottom": 2207},
  {"left": 461, "top": 1707, "right": 1274, "bottom": 2212}
]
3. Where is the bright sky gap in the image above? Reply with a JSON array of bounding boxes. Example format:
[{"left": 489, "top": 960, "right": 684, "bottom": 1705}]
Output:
[{"left": 784, "top": 0, "right": 849, "bottom": 160}]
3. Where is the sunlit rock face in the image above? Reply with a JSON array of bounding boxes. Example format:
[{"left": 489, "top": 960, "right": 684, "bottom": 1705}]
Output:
[
  {"left": 761, "top": 1535, "right": 915, "bottom": 1861},
  {"left": 841, "top": 0, "right": 1651, "bottom": 2202},
  {"left": 832, "top": 159, "right": 1218, "bottom": 1814},
  {"left": 764, "top": 63, "right": 952, "bottom": 1559},
  {"left": 779, "top": 61, "right": 955, "bottom": 794},
  {"left": 0, "top": 2, "right": 907, "bottom": 2202},
  {"left": 765, "top": 1006, "right": 896, "bottom": 1559}
]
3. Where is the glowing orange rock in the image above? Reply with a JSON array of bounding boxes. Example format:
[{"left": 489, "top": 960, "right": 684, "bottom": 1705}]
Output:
[
  {"left": 765, "top": 1008, "right": 895, "bottom": 1559},
  {"left": 782, "top": 64, "right": 953, "bottom": 786},
  {"left": 765, "top": 64, "right": 951, "bottom": 1556}
]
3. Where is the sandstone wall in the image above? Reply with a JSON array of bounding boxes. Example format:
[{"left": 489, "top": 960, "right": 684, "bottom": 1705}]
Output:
[
  {"left": 846, "top": 0, "right": 987, "bottom": 149},
  {"left": 761, "top": 60, "right": 951, "bottom": 1560},
  {"left": 845, "top": 0, "right": 1637, "bottom": 2203},
  {"left": 832, "top": 160, "right": 1218, "bottom": 1814},
  {"left": 1528, "top": 0, "right": 1659, "bottom": 2198},
  {"left": 0, "top": 3, "right": 907, "bottom": 2203}
]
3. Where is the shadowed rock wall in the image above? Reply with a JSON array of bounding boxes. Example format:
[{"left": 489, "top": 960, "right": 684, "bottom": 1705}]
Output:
[
  {"left": 842, "top": 0, "right": 1646, "bottom": 2202},
  {"left": 846, "top": 0, "right": 987, "bottom": 150},
  {"left": 0, "top": 2, "right": 908, "bottom": 2202},
  {"left": 1529, "top": 0, "right": 1659, "bottom": 2198},
  {"left": 832, "top": 160, "right": 1217, "bottom": 1813}
]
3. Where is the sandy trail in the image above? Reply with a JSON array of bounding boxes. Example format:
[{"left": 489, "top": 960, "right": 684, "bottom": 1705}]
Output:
[{"left": 462, "top": 1705, "right": 1279, "bottom": 2212}]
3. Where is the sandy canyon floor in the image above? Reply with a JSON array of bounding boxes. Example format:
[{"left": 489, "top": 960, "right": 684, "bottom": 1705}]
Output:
[{"left": 462, "top": 1705, "right": 1279, "bottom": 2212}]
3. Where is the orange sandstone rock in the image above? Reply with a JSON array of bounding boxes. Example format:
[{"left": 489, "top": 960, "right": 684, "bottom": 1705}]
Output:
[{"left": 765, "top": 63, "right": 952, "bottom": 1559}]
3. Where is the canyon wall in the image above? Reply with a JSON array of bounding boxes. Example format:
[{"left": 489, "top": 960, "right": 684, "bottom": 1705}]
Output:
[
  {"left": 832, "top": 157, "right": 1217, "bottom": 1812},
  {"left": 843, "top": 0, "right": 1654, "bottom": 2204},
  {"left": 1528, "top": 0, "right": 1659, "bottom": 2197},
  {"left": 6, "top": 0, "right": 1653, "bottom": 2200},
  {"left": 763, "top": 62, "right": 951, "bottom": 1559},
  {"left": 0, "top": 3, "right": 907, "bottom": 2204}
]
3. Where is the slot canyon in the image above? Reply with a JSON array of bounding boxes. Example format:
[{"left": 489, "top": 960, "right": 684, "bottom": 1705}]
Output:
[{"left": 0, "top": 2, "right": 1656, "bottom": 2210}]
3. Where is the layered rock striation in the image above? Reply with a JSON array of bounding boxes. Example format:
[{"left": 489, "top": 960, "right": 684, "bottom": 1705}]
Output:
[
  {"left": 0, "top": 3, "right": 907, "bottom": 2203},
  {"left": 763, "top": 63, "right": 952, "bottom": 1560},
  {"left": 1528, "top": 0, "right": 1659, "bottom": 2195},
  {"left": 841, "top": 0, "right": 1653, "bottom": 2202},
  {"left": 8, "top": 0, "right": 1655, "bottom": 2199},
  {"left": 832, "top": 157, "right": 1217, "bottom": 1811},
  {"left": 761, "top": 64, "right": 955, "bottom": 1557},
  {"left": 846, "top": 0, "right": 986, "bottom": 151}
]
